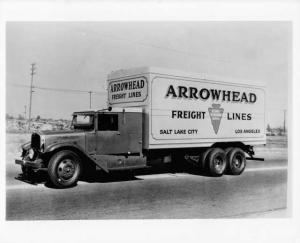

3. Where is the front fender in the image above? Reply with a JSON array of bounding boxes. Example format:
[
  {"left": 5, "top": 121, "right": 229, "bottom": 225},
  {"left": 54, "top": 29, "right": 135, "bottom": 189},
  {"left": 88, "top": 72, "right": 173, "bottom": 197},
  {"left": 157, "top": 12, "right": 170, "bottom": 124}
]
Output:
[
  {"left": 44, "top": 142, "right": 108, "bottom": 172},
  {"left": 22, "top": 141, "right": 31, "bottom": 150},
  {"left": 44, "top": 142, "right": 84, "bottom": 154}
]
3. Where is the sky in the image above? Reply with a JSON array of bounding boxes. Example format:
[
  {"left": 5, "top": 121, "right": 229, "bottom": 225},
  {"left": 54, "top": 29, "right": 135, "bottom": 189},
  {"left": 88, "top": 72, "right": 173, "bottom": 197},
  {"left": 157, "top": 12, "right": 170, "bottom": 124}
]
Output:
[{"left": 6, "top": 22, "right": 291, "bottom": 127}]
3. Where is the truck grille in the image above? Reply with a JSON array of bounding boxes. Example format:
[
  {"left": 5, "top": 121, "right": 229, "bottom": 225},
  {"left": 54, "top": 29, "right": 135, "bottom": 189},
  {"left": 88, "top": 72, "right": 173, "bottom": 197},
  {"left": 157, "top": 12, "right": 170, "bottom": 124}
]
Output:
[{"left": 31, "top": 133, "right": 40, "bottom": 150}]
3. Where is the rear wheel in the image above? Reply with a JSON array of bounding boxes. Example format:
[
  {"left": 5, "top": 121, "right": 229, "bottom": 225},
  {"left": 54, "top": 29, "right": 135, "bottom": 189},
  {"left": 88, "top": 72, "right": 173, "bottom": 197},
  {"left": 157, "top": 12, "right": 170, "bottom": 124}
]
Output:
[
  {"left": 48, "top": 150, "right": 82, "bottom": 188},
  {"left": 206, "top": 148, "right": 226, "bottom": 176},
  {"left": 226, "top": 147, "right": 246, "bottom": 175},
  {"left": 199, "top": 148, "right": 213, "bottom": 170},
  {"left": 224, "top": 147, "right": 233, "bottom": 156}
]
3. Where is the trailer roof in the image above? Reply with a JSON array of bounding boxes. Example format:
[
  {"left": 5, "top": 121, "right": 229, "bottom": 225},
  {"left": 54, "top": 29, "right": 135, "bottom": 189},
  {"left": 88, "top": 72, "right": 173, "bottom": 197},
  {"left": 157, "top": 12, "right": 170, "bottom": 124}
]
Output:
[
  {"left": 73, "top": 107, "right": 142, "bottom": 115},
  {"left": 108, "top": 66, "right": 266, "bottom": 88}
]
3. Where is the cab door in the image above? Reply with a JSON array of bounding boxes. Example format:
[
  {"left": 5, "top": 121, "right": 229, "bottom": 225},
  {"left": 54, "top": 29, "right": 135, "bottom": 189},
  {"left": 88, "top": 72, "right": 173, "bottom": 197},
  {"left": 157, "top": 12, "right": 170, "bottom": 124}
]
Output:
[
  {"left": 96, "top": 112, "right": 126, "bottom": 155},
  {"left": 85, "top": 130, "right": 97, "bottom": 154},
  {"left": 96, "top": 112, "right": 142, "bottom": 155}
]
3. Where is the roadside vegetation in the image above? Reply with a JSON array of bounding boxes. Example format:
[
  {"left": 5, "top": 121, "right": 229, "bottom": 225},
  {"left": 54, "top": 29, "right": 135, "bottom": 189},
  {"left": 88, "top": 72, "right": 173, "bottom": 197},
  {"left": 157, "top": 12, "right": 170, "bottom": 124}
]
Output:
[{"left": 6, "top": 113, "right": 71, "bottom": 133}]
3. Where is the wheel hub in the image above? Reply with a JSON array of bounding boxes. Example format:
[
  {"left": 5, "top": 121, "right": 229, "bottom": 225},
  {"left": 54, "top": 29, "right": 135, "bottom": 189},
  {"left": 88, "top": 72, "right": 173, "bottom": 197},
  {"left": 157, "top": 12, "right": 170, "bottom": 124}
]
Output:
[
  {"left": 57, "top": 159, "right": 76, "bottom": 180},
  {"left": 233, "top": 156, "right": 242, "bottom": 168},
  {"left": 214, "top": 157, "right": 224, "bottom": 171}
]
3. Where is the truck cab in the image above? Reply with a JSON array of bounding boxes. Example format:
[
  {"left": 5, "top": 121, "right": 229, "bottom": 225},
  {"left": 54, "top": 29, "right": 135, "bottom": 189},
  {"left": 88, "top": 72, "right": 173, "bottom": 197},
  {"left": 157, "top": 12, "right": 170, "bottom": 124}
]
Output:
[
  {"left": 16, "top": 107, "right": 146, "bottom": 188},
  {"left": 72, "top": 108, "right": 143, "bottom": 156}
]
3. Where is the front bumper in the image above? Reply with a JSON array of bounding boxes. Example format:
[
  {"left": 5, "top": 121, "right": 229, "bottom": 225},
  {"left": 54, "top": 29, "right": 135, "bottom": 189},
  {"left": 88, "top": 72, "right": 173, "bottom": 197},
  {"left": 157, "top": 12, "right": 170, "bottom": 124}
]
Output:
[{"left": 15, "top": 158, "right": 43, "bottom": 170}]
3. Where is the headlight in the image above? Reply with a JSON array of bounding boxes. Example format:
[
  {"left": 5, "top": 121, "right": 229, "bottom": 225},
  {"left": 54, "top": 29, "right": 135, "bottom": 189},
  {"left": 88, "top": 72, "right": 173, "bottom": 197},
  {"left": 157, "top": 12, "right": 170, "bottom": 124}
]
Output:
[
  {"left": 40, "top": 135, "right": 46, "bottom": 152},
  {"left": 28, "top": 148, "right": 35, "bottom": 160},
  {"left": 19, "top": 146, "right": 23, "bottom": 156}
]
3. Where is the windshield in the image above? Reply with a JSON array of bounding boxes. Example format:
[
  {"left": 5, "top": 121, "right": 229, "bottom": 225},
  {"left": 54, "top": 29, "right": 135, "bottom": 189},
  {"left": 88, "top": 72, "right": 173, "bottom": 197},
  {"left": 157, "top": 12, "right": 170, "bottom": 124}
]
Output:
[{"left": 72, "top": 114, "right": 94, "bottom": 130}]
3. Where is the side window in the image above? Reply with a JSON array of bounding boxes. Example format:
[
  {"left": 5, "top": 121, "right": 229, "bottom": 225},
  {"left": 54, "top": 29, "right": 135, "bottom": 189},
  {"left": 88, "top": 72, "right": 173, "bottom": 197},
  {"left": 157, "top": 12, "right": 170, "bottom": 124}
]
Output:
[{"left": 98, "top": 114, "right": 118, "bottom": 131}]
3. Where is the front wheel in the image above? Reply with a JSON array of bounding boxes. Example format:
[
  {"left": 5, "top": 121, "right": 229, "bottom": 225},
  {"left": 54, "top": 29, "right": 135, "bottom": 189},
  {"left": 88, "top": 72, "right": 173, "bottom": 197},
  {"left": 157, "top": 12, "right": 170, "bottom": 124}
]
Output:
[{"left": 48, "top": 150, "right": 82, "bottom": 188}]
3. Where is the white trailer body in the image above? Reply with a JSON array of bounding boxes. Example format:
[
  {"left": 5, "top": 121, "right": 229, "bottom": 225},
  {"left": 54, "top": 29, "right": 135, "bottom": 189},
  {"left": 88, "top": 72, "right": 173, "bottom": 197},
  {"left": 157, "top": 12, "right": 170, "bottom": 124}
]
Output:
[{"left": 107, "top": 67, "right": 266, "bottom": 150}]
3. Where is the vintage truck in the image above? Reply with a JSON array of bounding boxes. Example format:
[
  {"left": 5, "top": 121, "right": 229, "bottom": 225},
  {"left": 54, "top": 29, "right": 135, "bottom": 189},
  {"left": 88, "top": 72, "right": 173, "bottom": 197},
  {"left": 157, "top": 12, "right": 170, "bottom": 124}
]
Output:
[{"left": 15, "top": 67, "right": 266, "bottom": 188}]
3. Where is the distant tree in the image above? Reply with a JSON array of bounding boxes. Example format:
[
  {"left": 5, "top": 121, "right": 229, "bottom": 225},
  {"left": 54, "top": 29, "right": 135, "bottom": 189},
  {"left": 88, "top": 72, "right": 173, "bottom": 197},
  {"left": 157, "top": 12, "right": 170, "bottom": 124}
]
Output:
[
  {"left": 6, "top": 113, "right": 13, "bottom": 120},
  {"left": 278, "top": 127, "right": 284, "bottom": 136},
  {"left": 18, "top": 114, "right": 24, "bottom": 120},
  {"left": 266, "top": 124, "right": 271, "bottom": 132},
  {"left": 36, "top": 115, "right": 41, "bottom": 121}
]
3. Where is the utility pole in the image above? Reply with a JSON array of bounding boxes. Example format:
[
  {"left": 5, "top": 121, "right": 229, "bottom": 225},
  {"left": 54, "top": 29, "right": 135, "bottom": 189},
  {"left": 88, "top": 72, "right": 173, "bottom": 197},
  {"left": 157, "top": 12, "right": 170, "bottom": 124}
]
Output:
[
  {"left": 283, "top": 109, "right": 286, "bottom": 134},
  {"left": 24, "top": 105, "right": 27, "bottom": 120},
  {"left": 89, "top": 91, "right": 92, "bottom": 109},
  {"left": 28, "top": 63, "right": 36, "bottom": 131}
]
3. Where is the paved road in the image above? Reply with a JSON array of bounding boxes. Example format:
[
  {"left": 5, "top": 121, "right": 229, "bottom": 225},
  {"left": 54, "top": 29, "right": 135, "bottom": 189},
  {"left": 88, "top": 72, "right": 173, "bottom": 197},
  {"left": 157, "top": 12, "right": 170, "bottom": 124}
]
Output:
[{"left": 6, "top": 147, "right": 287, "bottom": 220}]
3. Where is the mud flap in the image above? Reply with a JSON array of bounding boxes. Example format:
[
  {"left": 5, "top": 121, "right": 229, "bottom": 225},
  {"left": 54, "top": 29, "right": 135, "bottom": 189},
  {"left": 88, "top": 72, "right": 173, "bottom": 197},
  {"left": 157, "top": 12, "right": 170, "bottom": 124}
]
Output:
[{"left": 246, "top": 157, "right": 264, "bottom": 161}]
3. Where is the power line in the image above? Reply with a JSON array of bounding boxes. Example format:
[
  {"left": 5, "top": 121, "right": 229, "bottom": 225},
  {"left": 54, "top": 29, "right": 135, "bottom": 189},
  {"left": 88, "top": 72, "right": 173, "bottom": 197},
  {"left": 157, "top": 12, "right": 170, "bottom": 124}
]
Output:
[{"left": 8, "top": 82, "right": 106, "bottom": 95}]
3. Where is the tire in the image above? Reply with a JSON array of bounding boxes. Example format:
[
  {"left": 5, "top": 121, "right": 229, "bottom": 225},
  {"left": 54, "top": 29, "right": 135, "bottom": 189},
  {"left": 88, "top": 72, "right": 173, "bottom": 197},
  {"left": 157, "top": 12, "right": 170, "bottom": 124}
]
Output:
[
  {"left": 48, "top": 150, "right": 82, "bottom": 188},
  {"left": 226, "top": 148, "right": 246, "bottom": 175},
  {"left": 224, "top": 147, "right": 233, "bottom": 156},
  {"left": 206, "top": 148, "right": 226, "bottom": 176},
  {"left": 224, "top": 147, "right": 233, "bottom": 169},
  {"left": 199, "top": 148, "right": 214, "bottom": 170}
]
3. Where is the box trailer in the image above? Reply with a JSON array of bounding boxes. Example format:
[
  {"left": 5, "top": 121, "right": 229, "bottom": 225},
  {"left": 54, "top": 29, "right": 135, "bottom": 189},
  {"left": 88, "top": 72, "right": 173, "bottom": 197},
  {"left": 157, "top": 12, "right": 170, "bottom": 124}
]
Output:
[
  {"left": 16, "top": 66, "right": 266, "bottom": 188},
  {"left": 108, "top": 66, "right": 265, "bottom": 148}
]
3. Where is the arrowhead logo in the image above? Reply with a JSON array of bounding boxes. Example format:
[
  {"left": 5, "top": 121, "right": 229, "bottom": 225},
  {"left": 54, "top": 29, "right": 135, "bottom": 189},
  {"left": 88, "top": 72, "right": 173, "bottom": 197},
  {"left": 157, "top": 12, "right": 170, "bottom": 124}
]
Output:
[{"left": 208, "top": 104, "right": 224, "bottom": 134}]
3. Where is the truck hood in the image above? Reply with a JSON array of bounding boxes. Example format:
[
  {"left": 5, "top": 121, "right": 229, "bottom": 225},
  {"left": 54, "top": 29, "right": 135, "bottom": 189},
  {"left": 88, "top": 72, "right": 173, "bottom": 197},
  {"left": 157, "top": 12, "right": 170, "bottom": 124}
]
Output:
[
  {"left": 35, "top": 130, "right": 87, "bottom": 151},
  {"left": 38, "top": 130, "right": 85, "bottom": 135}
]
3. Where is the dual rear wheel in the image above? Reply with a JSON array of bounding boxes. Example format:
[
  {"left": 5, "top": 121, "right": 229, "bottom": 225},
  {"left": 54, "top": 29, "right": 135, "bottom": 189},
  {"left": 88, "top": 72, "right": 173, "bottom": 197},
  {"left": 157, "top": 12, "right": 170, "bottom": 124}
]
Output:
[{"left": 203, "top": 147, "right": 246, "bottom": 176}]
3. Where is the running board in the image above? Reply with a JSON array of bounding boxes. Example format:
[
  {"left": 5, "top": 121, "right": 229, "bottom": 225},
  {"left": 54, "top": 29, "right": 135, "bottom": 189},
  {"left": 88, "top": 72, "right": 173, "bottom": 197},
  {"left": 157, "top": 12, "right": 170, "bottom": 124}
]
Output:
[{"left": 246, "top": 157, "right": 265, "bottom": 161}]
